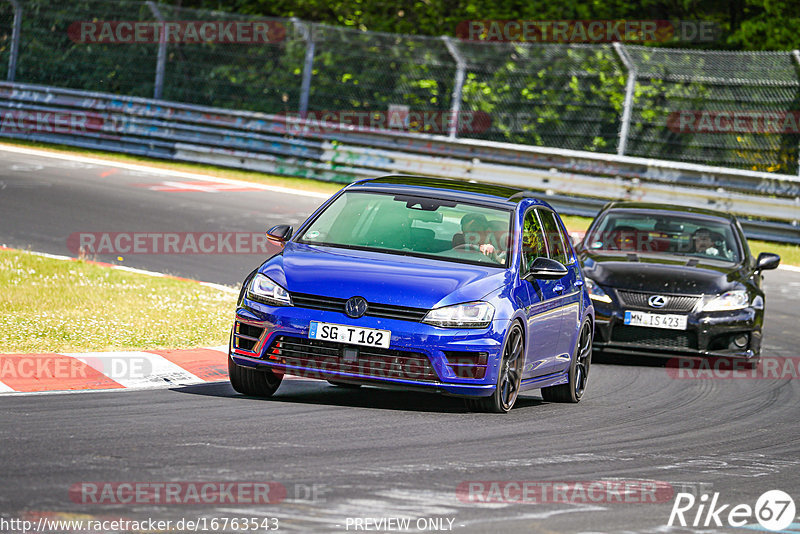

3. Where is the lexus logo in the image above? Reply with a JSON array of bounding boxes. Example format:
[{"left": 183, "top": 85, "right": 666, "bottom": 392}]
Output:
[
  {"left": 345, "top": 296, "right": 368, "bottom": 318},
  {"left": 648, "top": 295, "right": 668, "bottom": 308}
]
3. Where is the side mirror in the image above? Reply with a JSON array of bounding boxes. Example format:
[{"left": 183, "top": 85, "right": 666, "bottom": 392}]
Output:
[
  {"left": 525, "top": 257, "right": 568, "bottom": 280},
  {"left": 266, "top": 224, "right": 293, "bottom": 244},
  {"left": 756, "top": 252, "right": 780, "bottom": 271}
]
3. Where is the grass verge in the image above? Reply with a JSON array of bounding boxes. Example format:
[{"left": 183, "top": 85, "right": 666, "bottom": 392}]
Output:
[
  {"left": 2, "top": 140, "right": 798, "bottom": 266},
  {"left": 0, "top": 250, "right": 236, "bottom": 353}
]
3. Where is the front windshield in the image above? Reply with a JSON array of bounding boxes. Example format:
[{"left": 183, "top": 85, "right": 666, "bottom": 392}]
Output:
[
  {"left": 297, "top": 191, "right": 512, "bottom": 267},
  {"left": 584, "top": 210, "right": 742, "bottom": 263}
]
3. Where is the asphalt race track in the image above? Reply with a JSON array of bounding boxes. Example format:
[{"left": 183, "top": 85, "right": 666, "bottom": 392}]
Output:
[
  {"left": 0, "top": 147, "right": 328, "bottom": 285},
  {"left": 2, "top": 146, "right": 800, "bottom": 533}
]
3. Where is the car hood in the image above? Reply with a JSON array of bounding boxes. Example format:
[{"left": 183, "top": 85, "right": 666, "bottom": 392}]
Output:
[
  {"left": 581, "top": 251, "right": 743, "bottom": 294},
  {"left": 261, "top": 243, "right": 510, "bottom": 309}
]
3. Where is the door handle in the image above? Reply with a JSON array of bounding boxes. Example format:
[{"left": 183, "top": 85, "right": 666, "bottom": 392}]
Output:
[
  {"left": 574, "top": 279, "right": 584, "bottom": 287},
  {"left": 554, "top": 284, "right": 565, "bottom": 293}
]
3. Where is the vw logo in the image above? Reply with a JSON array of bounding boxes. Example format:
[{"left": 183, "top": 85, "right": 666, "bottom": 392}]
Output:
[
  {"left": 344, "top": 296, "right": 368, "bottom": 318},
  {"left": 648, "top": 295, "right": 668, "bottom": 308}
]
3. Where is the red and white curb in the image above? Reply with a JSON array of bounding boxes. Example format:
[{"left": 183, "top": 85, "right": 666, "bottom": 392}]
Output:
[
  {"left": 0, "top": 347, "right": 309, "bottom": 395},
  {"left": 0, "top": 347, "right": 230, "bottom": 395}
]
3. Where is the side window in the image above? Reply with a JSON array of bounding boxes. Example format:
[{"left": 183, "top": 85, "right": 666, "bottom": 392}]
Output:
[
  {"left": 540, "top": 210, "right": 570, "bottom": 265},
  {"left": 521, "top": 209, "right": 548, "bottom": 273}
]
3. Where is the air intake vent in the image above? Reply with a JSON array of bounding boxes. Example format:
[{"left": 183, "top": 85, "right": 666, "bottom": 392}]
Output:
[
  {"left": 443, "top": 351, "right": 488, "bottom": 379},
  {"left": 611, "top": 326, "right": 697, "bottom": 349},
  {"left": 234, "top": 321, "right": 264, "bottom": 352}
]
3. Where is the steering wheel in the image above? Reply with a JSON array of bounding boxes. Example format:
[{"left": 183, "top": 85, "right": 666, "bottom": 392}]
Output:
[{"left": 453, "top": 243, "right": 481, "bottom": 251}]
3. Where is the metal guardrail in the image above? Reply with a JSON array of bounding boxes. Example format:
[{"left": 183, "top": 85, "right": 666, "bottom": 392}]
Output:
[
  {"left": 1, "top": 81, "right": 798, "bottom": 243},
  {"left": 4, "top": 2, "right": 800, "bottom": 173}
]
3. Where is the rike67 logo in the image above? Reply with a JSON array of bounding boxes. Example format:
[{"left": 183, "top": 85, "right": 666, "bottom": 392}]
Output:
[{"left": 668, "top": 489, "right": 796, "bottom": 531}]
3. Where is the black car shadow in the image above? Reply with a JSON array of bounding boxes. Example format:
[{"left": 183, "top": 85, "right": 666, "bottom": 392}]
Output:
[{"left": 170, "top": 379, "right": 544, "bottom": 413}]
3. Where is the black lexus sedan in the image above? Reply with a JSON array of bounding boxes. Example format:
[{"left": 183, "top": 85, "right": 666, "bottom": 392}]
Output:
[{"left": 575, "top": 202, "right": 780, "bottom": 365}]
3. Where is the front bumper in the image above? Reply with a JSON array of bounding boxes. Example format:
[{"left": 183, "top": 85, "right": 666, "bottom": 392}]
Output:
[
  {"left": 592, "top": 299, "right": 761, "bottom": 361},
  {"left": 229, "top": 299, "right": 508, "bottom": 397}
]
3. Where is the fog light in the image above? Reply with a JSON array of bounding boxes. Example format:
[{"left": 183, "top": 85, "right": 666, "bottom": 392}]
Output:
[{"left": 733, "top": 334, "right": 748, "bottom": 348}]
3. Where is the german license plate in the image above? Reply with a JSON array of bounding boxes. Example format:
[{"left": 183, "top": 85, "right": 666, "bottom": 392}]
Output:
[
  {"left": 624, "top": 311, "right": 687, "bottom": 330},
  {"left": 308, "top": 321, "right": 391, "bottom": 348}
]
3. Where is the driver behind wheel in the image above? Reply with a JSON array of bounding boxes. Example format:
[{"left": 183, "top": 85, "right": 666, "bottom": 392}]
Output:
[
  {"left": 691, "top": 227, "right": 720, "bottom": 256},
  {"left": 455, "top": 213, "right": 506, "bottom": 263}
]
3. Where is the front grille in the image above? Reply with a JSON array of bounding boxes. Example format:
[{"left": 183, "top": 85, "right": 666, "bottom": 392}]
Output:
[
  {"left": 611, "top": 326, "right": 697, "bottom": 349},
  {"left": 617, "top": 290, "right": 700, "bottom": 312},
  {"left": 290, "top": 292, "right": 428, "bottom": 322},
  {"left": 264, "top": 336, "right": 439, "bottom": 382}
]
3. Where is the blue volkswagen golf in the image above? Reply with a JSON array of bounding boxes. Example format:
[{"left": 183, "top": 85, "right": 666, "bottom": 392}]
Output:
[{"left": 229, "top": 176, "right": 594, "bottom": 412}]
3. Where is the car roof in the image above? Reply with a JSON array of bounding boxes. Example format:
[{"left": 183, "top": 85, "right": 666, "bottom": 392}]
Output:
[
  {"left": 348, "top": 175, "right": 549, "bottom": 208},
  {"left": 601, "top": 201, "right": 738, "bottom": 222}
]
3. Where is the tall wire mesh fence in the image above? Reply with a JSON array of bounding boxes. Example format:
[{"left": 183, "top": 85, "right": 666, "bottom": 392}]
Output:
[
  {"left": 453, "top": 42, "right": 625, "bottom": 152},
  {"left": 624, "top": 47, "right": 800, "bottom": 173},
  {"left": 155, "top": 4, "right": 301, "bottom": 113},
  {"left": 1, "top": 0, "right": 800, "bottom": 174},
  {"left": 305, "top": 25, "right": 457, "bottom": 117}
]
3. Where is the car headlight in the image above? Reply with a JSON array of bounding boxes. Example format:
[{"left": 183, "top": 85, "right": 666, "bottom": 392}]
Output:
[
  {"left": 585, "top": 277, "right": 612, "bottom": 304},
  {"left": 423, "top": 301, "right": 495, "bottom": 328},
  {"left": 247, "top": 274, "right": 292, "bottom": 306},
  {"left": 700, "top": 290, "right": 749, "bottom": 312}
]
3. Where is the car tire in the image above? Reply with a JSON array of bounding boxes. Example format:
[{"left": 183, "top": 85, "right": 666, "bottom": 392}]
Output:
[
  {"left": 228, "top": 356, "right": 282, "bottom": 397},
  {"left": 465, "top": 322, "right": 524, "bottom": 414},
  {"left": 327, "top": 380, "right": 362, "bottom": 388},
  {"left": 542, "top": 320, "right": 592, "bottom": 403}
]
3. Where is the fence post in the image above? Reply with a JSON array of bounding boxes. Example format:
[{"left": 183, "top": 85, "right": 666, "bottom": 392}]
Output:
[
  {"left": 5, "top": 0, "right": 21, "bottom": 82},
  {"left": 442, "top": 36, "right": 466, "bottom": 140},
  {"left": 295, "top": 18, "right": 315, "bottom": 117},
  {"left": 613, "top": 42, "right": 636, "bottom": 156},
  {"left": 793, "top": 50, "right": 800, "bottom": 176},
  {"left": 146, "top": 1, "right": 166, "bottom": 100}
]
